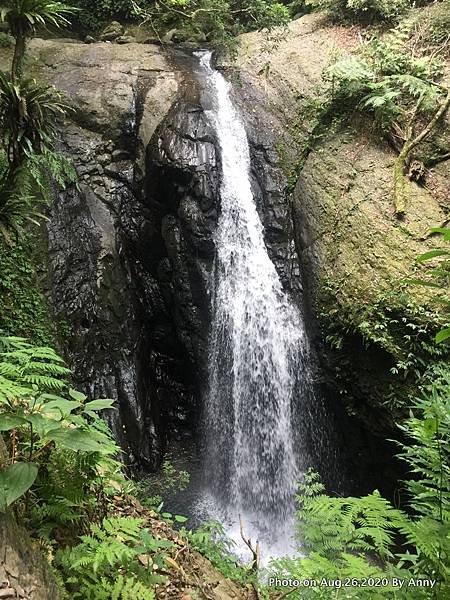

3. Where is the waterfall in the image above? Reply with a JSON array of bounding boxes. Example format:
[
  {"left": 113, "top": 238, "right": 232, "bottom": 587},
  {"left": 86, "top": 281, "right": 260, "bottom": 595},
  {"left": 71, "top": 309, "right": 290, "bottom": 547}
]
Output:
[{"left": 196, "top": 51, "right": 311, "bottom": 559}]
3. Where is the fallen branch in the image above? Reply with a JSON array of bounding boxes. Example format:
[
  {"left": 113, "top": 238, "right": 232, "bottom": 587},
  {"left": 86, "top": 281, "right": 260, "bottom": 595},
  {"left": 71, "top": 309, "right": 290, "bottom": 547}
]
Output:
[
  {"left": 239, "top": 514, "right": 261, "bottom": 599},
  {"left": 239, "top": 515, "right": 260, "bottom": 574}
]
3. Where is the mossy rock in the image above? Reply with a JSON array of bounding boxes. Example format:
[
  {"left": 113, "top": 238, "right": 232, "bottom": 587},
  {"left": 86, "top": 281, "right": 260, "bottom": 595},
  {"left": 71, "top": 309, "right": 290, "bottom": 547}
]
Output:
[{"left": 293, "top": 119, "right": 449, "bottom": 423}]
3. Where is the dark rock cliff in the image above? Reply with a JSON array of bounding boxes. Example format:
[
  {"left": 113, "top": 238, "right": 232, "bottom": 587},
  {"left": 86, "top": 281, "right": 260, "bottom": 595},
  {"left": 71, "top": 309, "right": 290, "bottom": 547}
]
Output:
[{"left": 27, "top": 40, "right": 295, "bottom": 471}]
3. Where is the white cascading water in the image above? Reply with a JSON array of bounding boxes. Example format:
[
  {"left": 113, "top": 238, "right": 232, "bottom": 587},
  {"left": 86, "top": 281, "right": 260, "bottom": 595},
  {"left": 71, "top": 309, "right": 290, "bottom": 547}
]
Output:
[{"left": 196, "top": 51, "right": 310, "bottom": 561}]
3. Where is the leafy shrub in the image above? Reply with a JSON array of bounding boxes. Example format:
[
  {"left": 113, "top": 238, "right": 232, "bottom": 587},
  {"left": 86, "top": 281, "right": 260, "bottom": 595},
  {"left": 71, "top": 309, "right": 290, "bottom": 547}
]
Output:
[
  {"left": 56, "top": 516, "right": 171, "bottom": 598},
  {"left": 305, "top": 0, "right": 410, "bottom": 23},
  {"left": 0, "top": 336, "right": 119, "bottom": 516},
  {"left": 69, "top": 0, "right": 137, "bottom": 29}
]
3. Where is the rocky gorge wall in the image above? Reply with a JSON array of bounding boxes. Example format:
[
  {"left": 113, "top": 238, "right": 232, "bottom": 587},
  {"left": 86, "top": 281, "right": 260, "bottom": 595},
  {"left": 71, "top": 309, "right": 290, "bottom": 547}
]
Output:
[
  {"left": 234, "top": 12, "right": 450, "bottom": 433},
  {"left": 7, "top": 38, "right": 300, "bottom": 472},
  {"left": 1, "top": 11, "right": 446, "bottom": 476}
]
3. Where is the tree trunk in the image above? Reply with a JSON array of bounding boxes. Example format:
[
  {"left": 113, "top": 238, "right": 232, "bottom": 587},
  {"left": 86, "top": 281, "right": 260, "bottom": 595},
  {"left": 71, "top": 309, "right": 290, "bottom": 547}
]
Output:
[{"left": 11, "top": 28, "right": 26, "bottom": 82}]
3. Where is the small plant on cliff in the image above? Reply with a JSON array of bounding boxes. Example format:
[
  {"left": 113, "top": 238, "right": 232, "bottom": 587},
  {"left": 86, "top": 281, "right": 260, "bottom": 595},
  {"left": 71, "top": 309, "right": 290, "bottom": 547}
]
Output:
[
  {"left": 0, "top": 74, "right": 68, "bottom": 170},
  {"left": 324, "top": 23, "right": 450, "bottom": 215}
]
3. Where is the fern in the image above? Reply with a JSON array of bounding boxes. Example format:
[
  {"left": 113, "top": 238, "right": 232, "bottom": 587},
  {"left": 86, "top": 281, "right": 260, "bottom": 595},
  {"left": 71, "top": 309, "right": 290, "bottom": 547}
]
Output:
[
  {"left": 83, "top": 575, "right": 155, "bottom": 600},
  {"left": 296, "top": 473, "right": 407, "bottom": 562},
  {"left": 56, "top": 517, "right": 168, "bottom": 598},
  {"left": 0, "top": 336, "right": 70, "bottom": 402}
]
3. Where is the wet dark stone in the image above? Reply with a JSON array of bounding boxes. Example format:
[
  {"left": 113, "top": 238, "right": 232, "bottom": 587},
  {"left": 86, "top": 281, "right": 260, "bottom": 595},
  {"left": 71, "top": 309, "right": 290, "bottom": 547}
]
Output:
[{"left": 46, "top": 53, "right": 298, "bottom": 473}]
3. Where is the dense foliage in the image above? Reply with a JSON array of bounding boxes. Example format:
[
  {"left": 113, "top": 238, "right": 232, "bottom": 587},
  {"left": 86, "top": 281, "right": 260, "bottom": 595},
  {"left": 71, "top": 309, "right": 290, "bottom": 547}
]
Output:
[
  {"left": 67, "top": 0, "right": 290, "bottom": 53},
  {"left": 131, "top": 0, "right": 290, "bottom": 53},
  {"left": 323, "top": 19, "right": 450, "bottom": 214},
  {"left": 56, "top": 516, "right": 170, "bottom": 599},
  {"left": 268, "top": 368, "right": 450, "bottom": 598},
  {"left": 305, "top": 0, "right": 410, "bottom": 22},
  {"left": 0, "top": 337, "right": 178, "bottom": 597}
]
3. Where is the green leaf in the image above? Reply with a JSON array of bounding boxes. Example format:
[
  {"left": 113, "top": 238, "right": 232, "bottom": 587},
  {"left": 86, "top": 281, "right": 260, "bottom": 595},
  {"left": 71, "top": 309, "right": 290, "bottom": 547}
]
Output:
[
  {"left": 428, "top": 227, "right": 450, "bottom": 241},
  {"left": 45, "top": 428, "right": 112, "bottom": 453},
  {"left": 26, "top": 413, "right": 62, "bottom": 437},
  {"left": 0, "top": 413, "right": 27, "bottom": 431},
  {"left": 82, "top": 399, "right": 115, "bottom": 413},
  {"left": 435, "top": 328, "right": 450, "bottom": 344},
  {"left": 42, "top": 399, "right": 81, "bottom": 417},
  {"left": 403, "top": 278, "right": 441, "bottom": 289},
  {"left": 423, "top": 418, "right": 439, "bottom": 436},
  {"left": 68, "top": 389, "right": 86, "bottom": 402},
  {"left": 174, "top": 515, "right": 188, "bottom": 523},
  {"left": 0, "top": 463, "right": 38, "bottom": 510},
  {"left": 416, "top": 249, "right": 450, "bottom": 263}
]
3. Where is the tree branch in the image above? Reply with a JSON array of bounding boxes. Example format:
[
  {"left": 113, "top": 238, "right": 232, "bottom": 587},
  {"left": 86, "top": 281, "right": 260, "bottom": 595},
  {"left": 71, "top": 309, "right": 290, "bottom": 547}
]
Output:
[
  {"left": 239, "top": 515, "right": 260, "bottom": 573},
  {"left": 393, "top": 87, "right": 450, "bottom": 217}
]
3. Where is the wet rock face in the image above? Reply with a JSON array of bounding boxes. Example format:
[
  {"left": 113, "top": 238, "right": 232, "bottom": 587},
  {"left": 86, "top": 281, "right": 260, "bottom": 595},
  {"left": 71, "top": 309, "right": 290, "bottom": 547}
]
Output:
[
  {"left": 39, "top": 40, "right": 187, "bottom": 470},
  {"left": 21, "top": 39, "right": 296, "bottom": 471},
  {"left": 144, "top": 101, "right": 219, "bottom": 380}
]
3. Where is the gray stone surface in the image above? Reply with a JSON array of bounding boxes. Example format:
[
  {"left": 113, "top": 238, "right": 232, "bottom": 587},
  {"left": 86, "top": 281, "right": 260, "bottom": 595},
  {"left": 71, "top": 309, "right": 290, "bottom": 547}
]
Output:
[{"left": 0, "top": 511, "right": 59, "bottom": 600}]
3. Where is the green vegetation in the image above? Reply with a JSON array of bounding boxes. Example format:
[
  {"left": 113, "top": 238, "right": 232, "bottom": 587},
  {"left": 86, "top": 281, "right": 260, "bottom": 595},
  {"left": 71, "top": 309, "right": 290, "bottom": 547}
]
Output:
[
  {"left": 324, "top": 21, "right": 450, "bottom": 214},
  {"left": 0, "top": 1, "right": 76, "bottom": 80},
  {"left": 0, "top": 234, "right": 53, "bottom": 342},
  {"left": 267, "top": 367, "right": 450, "bottom": 598},
  {"left": 0, "top": 1, "right": 77, "bottom": 241},
  {"left": 0, "top": 336, "right": 182, "bottom": 597},
  {"left": 131, "top": 0, "right": 290, "bottom": 54},
  {"left": 305, "top": 0, "right": 410, "bottom": 23},
  {"left": 69, "top": 0, "right": 291, "bottom": 51},
  {"left": 410, "top": 228, "right": 450, "bottom": 345},
  {"left": 0, "top": 1, "right": 449, "bottom": 598},
  {"left": 56, "top": 517, "right": 169, "bottom": 599}
]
